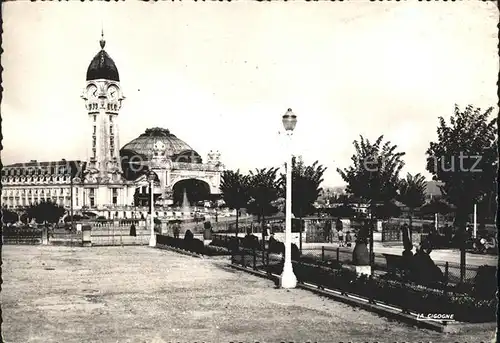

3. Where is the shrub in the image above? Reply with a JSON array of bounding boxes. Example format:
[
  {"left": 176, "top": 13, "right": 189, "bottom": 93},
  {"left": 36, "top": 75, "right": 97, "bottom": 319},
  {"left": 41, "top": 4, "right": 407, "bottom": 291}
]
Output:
[
  {"left": 204, "top": 245, "right": 230, "bottom": 256},
  {"left": 209, "top": 237, "right": 226, "bottom": 248},
  {"left": 157, "top": 235, "right": 185, "bottom": 250},
  {"left": 187, "top": 238, "right": 204, "bottom": 254}
]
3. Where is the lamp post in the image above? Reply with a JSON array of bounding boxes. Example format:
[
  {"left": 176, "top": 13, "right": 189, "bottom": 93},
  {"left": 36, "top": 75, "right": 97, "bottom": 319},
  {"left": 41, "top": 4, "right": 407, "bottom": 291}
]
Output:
[
  {"left": 61, "top": 158, "right": 75, "bottom": 230},
  {"left": 148, "top": 170, "right": 157, "bottom": 247},
  {"left": 280, "top": 108, "right": 298, "bottom": 289},
  {"left": 70, "top": 166, "right": 74, "bottom": 230}
]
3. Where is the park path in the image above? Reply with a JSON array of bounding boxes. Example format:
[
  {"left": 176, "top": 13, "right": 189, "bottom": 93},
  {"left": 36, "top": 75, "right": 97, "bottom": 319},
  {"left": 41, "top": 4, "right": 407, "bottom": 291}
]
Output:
[
  {"left": 302, "top": 241, "right": 497, "bottom": 266},
  {"left": 1, "top": 245, "right": 494, "bottom": 343}
]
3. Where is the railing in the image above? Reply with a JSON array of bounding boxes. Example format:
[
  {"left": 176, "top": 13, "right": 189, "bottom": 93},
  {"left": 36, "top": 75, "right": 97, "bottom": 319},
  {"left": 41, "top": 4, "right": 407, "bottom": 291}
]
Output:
[
  {"left": 2, "top": 227, "right": 44, "bottom": 245},
  {"left": 212, "top": 233, "right": 484, "bottom": 286},
  {"left": 229, "top": 246, "right": 497, "bottom": 323}
]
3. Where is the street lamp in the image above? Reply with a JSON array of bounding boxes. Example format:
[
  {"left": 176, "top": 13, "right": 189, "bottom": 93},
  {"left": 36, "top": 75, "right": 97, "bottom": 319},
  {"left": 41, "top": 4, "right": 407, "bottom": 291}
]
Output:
[
  {"left": 280, "top": 108, "right": 298, "bottom": 289},
  {"left": 148, "top": 170, "right": 157, "bottom": 247}
]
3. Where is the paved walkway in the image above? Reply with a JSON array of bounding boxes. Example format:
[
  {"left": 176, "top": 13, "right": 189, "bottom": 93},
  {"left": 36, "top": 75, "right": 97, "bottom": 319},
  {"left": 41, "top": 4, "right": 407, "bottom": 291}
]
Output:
[
  {"left": 302, "top": 242, "right": 497, "bottom": 266},
  {"left": 214, "top": 232, "right": 497, "bottom": 266},
  {"left": 1, "top": 245, "right": 494, "bottom": 343}
]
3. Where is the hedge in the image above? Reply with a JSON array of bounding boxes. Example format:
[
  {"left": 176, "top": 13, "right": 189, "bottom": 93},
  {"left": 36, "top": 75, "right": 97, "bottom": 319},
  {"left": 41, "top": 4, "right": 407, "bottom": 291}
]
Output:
[{"left": 156, "top": 234, "right": 230, "bottom": 256}]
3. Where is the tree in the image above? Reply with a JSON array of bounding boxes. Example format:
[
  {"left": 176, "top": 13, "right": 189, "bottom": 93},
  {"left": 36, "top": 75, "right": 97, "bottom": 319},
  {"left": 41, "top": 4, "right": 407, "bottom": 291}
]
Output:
[
  {"left": 279, "top": 157, "right": 326, "bottom": 249},
  {"left": 419, "top": 198, "right": 454, "bottom": 217},
  {"left": 2, "top": 208, "right": 19, "bottom": 225},
  {"left": 290, "top": 157, "right": 327, "bottom": 219},
  {"left": 372, "top": 202, "right": 402, "bottom": 220},
  {"left": 337, "top": 135, "right": 405, "bottom": 269},
  {"left": 476, "top": 187, "right": 497, "bottom": 223},
  {"left": 247, "top": 167, "right": 281, "bottom": 239},
  {"left": 220, "top": 170, "right": 250, "bottom": 237},
  {"left": 326, "top": 204, "right": 357, "bottom": 218},
  {"left": 425, "top": 105, "right": 497, "bottom": 277},
  {"left": 398, "top": 173, "right": 427, "bottom": 244},
  {"left": 26, "top": 200, "right": 66, "bottom": 226}
]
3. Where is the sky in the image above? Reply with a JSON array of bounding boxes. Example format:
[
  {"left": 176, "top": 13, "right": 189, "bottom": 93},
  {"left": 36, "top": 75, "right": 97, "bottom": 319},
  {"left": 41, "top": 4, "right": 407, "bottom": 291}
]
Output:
[{"left": 1, "top": 1, "right": 498, "bottom": 187}]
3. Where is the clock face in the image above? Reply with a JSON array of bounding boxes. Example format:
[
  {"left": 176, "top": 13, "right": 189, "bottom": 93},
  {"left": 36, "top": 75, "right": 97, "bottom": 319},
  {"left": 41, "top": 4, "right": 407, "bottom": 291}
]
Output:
[
  {"left": 87, "top": 85, "right": 98, "bottom": 99},
  {"left": 108, "top": 86, "right": 119, "bottom": 101},
  {"left": 154, "top": 141, "right": 165, "bottom": 151}
]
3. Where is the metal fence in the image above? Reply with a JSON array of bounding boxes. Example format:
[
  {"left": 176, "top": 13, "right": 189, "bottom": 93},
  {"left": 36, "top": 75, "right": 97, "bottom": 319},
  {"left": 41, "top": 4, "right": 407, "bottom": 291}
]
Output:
[
  {"left": 2, "top": 227, "right": 44, "bottom": 245},
  {"left": 89, "top": 224, "right": 150, "bottom": 246},
  {"left": 212, "top": 233, "right": 483, "bottom": 285},
  {"left": 50, "top": 227, "right": 82, "bottom": 246},
  {"left": 300, "top": 245, "right": 481, "bottom": 285}
]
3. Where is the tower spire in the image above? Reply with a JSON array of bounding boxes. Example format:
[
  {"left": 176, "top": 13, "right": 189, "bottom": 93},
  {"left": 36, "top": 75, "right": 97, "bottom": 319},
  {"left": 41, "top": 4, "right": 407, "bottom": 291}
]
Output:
[{"left": 99, "top": 27, "right": 106, "bottom": 50}]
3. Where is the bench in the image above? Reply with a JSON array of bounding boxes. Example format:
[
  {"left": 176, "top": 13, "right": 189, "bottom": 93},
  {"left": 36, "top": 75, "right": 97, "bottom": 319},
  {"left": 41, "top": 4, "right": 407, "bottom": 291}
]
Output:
[{"left": 383, "top": 253, "right": 411, "bottom": 278}]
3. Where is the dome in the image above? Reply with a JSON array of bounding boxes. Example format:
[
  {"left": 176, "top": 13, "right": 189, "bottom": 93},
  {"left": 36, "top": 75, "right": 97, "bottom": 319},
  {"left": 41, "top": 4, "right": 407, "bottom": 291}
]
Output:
[
  {"left": 120, "top": 127, "right": 202, "bottom": 163},
  {"left": 86, "top": 37, "right": 120, "bottom": 82}
]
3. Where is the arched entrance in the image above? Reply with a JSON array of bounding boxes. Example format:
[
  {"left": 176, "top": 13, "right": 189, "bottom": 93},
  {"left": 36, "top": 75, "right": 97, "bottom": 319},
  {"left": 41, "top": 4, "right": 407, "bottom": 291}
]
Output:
[{"left": 172, "top": 179, "right": 211, "bottom": 207}]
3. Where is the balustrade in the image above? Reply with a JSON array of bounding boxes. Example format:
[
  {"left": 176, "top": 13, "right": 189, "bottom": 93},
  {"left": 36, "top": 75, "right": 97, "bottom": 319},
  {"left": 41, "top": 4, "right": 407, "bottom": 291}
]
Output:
[{"left": 170, "top": 162, "right": 222, "bottom": 171}]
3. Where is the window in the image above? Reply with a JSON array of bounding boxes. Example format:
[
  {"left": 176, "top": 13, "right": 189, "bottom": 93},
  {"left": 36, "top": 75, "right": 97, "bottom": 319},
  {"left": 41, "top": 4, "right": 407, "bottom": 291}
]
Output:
[
  {"left": 93, "top": 115, "right": 96, "bottom": 122},
  {"left": 109, "top": 115, "right": 113, "bottom": 122},
  {"left": 93, "top": 126, "right": 96, "bottom": 135},
  {"left": 92, "top": 137, "right": 96, "bottom": 147},
  {"left": 89, "top": 189, "right": 95, "bottom": 196},
  {"left": 110, "top": 125, "right": 113, "bottom": 134},
  {"left": 90, "top": 198, "right": 95, "bottom": 207}
]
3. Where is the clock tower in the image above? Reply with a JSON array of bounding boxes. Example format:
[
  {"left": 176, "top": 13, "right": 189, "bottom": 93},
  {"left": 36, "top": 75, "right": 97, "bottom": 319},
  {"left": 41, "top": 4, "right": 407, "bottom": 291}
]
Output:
[{"left": 82, "top": 31, "right": 125, "bottom": 186}]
